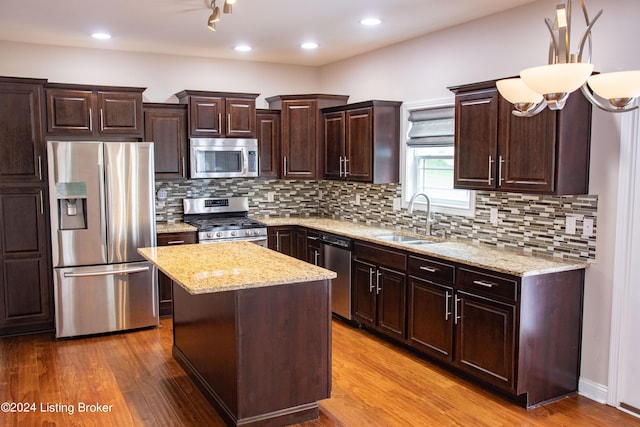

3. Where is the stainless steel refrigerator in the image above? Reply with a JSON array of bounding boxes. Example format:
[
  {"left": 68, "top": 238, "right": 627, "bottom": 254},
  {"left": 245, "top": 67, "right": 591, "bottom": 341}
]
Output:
[{"left": 48, "top": 141, "right": 158, "bottom": 338}]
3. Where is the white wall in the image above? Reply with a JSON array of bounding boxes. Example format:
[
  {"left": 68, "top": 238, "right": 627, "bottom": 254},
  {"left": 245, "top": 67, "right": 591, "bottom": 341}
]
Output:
[
  {"left": 1, "top": 0, "right": 638, "bottom": 396},
  {"left": 317, "top": 0, "right": 640, "bottom": 391},
  {"left": 0, "top": 40, "right": 320, "bottom": 106}
]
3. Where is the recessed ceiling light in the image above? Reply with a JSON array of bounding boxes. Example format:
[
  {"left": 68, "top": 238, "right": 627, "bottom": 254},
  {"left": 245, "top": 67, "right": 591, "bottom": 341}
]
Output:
[
  {"left": 91, "top": 32, "right": 112, "bottom": 40},
  {"left": 234, "top": 44, "right": 252, "bottom": 52},
  {"left": 360, "top": 18, "right": 382, "bottom": 26},
  {"left": 301, "top": 42, "right": 318, "bottom": 50}
]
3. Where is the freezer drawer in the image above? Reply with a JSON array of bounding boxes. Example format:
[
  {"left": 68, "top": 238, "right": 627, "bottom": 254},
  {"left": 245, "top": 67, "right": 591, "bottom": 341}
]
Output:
[{"left": 54, "top": 261, "right": 158, "bottom": 338}]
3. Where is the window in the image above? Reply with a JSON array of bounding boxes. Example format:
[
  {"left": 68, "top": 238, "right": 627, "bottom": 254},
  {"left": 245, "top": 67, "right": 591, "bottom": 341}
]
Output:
[{"left": 402, "top": 99, "right": 474, "bottom": 216}]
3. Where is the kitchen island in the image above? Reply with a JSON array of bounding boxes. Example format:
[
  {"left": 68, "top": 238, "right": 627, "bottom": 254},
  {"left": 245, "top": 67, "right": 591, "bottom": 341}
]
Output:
[{"left": 138, "top": 242, "right": 336, "bottom": 427}]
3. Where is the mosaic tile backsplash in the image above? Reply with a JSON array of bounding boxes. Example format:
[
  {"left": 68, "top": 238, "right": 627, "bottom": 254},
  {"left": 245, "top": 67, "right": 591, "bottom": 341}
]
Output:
[{"left": 156, "top": 179, "right": 597, "bottom": 263}]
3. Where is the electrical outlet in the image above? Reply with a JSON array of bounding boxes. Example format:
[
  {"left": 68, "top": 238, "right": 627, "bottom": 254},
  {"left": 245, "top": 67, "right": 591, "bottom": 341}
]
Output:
[
  {"left": 267, "top": 192, "right": 275, "bottom": 202},
  {"left": 393, "top": 198, "right": 401, "bottom": 211},
  {"left": 355, "top": 194, "right": 361, "bottom": 206},
  {"left": 583, "top": 218, "right": 594, "bottom": 237},
  {"left": 566, "top": 216, "right": 577, "bottom": 235},
  {"left": 490, "top": 208, "right": 498, "bottom": 226}
]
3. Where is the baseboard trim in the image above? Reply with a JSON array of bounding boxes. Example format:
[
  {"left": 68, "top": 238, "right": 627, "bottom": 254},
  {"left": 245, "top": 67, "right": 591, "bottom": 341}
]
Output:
[{"left": 579, "top": 377, "right": 608, "bottom": 404}]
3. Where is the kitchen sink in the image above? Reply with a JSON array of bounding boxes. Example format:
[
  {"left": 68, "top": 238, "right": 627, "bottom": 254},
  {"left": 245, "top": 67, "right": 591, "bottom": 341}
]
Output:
[{"left": 375, "top": 234, "right": 439, "bottom": 244}]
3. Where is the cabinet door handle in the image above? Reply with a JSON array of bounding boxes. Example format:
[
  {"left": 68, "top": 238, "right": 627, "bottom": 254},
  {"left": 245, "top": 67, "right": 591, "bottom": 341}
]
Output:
[
  {"left": 307, "top": 236, "right": 319, "bottom": 241},
  {"left": 227, "top": 113, "right": 231, "bottom": 133},
  {"left": 369, "top": 267, "right": 375, "bottom": 293},
  {"left": 498, "top": 155, "right": 505, "bottom": 184},
  {"left": 37, "top": 155, "right": 43, "bottom": 181},
  {"left": 314, "top": 250, "right": 319, "bottom": 266},
  {"left": 283, "top": 157, "right": 288, "bottom": 176},
  {"left": 375, "top": 270, "right": 382, "bottom": 295},
  {"left": 445, "top": 290, "right": 451, "bottom": 321},
  {"left": 473, "top": 280, "right": 497, "bottom": 288},
  {"left": 275, "top": 231, "right": 280, "bottom": 252},
  {"left": 419, "top": 265, "right": 439, "bottom": 273},
  {"left": 39, "top": 190, "right": 44, "bottom": 215},
  {"left": 454, "top": 294, "right": 461, "bottom": 325},
  {"left": 89, "top": 108, "right": 93, "bottom": 131},
  {"left": 339, "top": 156, "right": 343, "bottom": 177},
  {"left": 487, "top": 156, "right": 495, "bottom": 185},
  {"left": 100, "top": 108, "right": 105, "bottom": 131},
  {"left": 181, "top": 157, "right": 186, "bottom": 176},
  {"left": 344, "top": 157, "right": 349, "bottom": 177},
  {"left": 167, "top": 240, "right": 185, "bottom": 245},
  {"left": 218, "top": 113, "right": 222, "bottom": 133}
]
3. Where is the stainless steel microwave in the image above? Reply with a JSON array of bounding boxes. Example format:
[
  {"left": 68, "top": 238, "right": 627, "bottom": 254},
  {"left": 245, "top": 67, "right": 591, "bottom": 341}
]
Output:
[{"left": 189, "top": 138, "right": 259, "bottom": 178}]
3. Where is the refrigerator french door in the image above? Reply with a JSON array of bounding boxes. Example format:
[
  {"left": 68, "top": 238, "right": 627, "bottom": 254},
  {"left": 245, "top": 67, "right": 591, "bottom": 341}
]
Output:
[{"left": 48, "top": 141, "right": 158, "bottom": 338}]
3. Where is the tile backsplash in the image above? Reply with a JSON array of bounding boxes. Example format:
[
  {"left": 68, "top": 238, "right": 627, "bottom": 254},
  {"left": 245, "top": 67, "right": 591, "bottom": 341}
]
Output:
[{"left": 156, "top": 179, "right": 597, "bottom": 263}]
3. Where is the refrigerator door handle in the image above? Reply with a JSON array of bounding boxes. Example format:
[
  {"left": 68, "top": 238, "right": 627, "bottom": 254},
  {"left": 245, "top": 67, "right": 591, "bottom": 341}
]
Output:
[{"left": 63, "top": 266, "right": 150, "bottom": 278}]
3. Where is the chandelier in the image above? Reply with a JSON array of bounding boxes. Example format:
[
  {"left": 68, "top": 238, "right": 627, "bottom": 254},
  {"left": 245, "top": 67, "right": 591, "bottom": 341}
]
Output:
[
  {"left": 207, "top": 0, "right": 236, "bottom": 31},
  {"left": 496, "top": 0, "right": 640, "bottom": 117}
]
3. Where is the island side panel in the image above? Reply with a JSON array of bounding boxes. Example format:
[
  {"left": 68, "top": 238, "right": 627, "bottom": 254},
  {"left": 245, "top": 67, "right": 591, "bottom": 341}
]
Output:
[
  {"left": 172, "top": 284, "right": 240, "bottom": 418},
  {"left": 235, "top": 279, "right": 332, "bottom": 420}
]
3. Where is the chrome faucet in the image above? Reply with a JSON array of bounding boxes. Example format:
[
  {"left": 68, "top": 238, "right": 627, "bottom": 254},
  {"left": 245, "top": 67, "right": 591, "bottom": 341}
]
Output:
[{"left": 407, "top": 192, "right": 435, "bottom": 236}]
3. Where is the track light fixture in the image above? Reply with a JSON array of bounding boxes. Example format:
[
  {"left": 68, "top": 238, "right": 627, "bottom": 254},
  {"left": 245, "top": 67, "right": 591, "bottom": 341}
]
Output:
[
  {"left": 497, "top": 1, "right": 640, "bottom": 117},
  {"left": 207, "top": 0, "right": 236, "bottom": 31}
]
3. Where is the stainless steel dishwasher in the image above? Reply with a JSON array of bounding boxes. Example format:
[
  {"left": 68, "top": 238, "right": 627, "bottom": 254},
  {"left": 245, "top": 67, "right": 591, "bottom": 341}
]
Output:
[{"left": 320, "top": 232, "right": 352, "bottom": 320}]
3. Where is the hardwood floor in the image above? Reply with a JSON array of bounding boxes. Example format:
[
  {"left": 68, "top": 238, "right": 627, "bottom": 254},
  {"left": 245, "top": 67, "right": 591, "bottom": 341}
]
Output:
[{"left": 1, "top": 317, "right": 638, "bottom": 427}]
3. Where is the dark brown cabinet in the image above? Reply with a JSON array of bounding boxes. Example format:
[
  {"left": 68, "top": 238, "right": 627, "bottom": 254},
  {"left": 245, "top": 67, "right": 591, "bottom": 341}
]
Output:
[
  {"left": 144, "top": 103, "right": 187, "bottom": 179},
  {"left": 266, "top": 94, "right": 348, "bottom": 180},
  {"left": 449, "top": 80, "right": 592, "bottom": 195},
  {"left": 305, "top": 229, "right": 323, "bottom": 266},
  {"left": 0, "top": 77, "right": 53, "bottom": 336},
  {"left": 0, "top": 188, "right": 53, "bottom": 335},
  {"left": 45, "top": 84, "right": 145, "bottom": 137},
  {"left": 176, "top": 90, "right": 258, "bottom": 138},
  {"left": 322, "top": 100, "right": 401, "bottom": 183},
  {"left": 256, "top": 109, "right": 281, "bottom": 178},
  {"left": 267, "top": 226, "right": 297, "bottom": 258},
  {"left": 352, "top": 241, "right": 407, "bottom": 342},
  {"left": 407, "top": 255, "right": 455, "bottom": 363},
  {"left": 156, "top": 231, "right": 197, "bottom": 316},
  {"left": 0, "top": 78, "right": 45, "bottom": 184}
]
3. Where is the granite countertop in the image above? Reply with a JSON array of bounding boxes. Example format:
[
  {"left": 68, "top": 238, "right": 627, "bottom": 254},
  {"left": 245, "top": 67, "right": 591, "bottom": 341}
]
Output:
[
  {"left": 156, "top": 222, "right": 197, "bottom": 234},
  {"left": 255, "top": 216, "right": 588, "bottom": 277},
  {"left": 138, "top": 241, "right": 336, "bottom": 295}
]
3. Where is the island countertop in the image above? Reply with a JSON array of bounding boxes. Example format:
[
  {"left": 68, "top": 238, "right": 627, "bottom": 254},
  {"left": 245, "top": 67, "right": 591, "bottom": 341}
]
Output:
[{"left": 138, "top": 241, "right": 336, "bottom": 295}]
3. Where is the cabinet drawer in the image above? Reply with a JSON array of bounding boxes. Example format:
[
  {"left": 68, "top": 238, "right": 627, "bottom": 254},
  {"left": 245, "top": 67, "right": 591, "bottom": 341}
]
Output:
[
  {"left": 457, "top": 267, "right": 518, "bottom": 302},
  {"left": 157, "top": 232, "right": 197, "bottom": 246},
  {"left": 354, "top": 241, "right": 406, "bottom": 271},
  {"left": 408, "top": 255, "right": 455, "bottom": 284}
]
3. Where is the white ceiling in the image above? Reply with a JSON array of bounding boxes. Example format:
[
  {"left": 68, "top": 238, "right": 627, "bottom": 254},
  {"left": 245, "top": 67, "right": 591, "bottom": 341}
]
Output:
[{"left": 0, "top": 0, "right": 537, "bottom": 67}]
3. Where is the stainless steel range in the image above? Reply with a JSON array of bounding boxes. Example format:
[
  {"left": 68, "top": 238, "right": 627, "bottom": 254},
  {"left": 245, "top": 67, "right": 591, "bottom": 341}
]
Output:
[{"left": 183, "top": 197, "right": 267, "bottom": 246}]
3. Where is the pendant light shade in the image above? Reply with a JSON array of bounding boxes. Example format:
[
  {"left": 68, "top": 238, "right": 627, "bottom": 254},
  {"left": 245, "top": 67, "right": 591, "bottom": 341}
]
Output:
[
  {"left": 587, "top": 71, "right": 640, "bottom": 107},
  {"left": 496, "top": 78, "right": 544, "bottom": 104},
  {"left": 520, "top": 63, "right": 594, "bottom": 97}
]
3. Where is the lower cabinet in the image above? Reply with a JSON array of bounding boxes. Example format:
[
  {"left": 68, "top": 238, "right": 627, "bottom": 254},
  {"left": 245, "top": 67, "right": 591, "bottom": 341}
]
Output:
[
  {"left": 352, "top": 241, "right": 406, "bottom": 342},
  {"left": 0, "top": 188, "right": 53, "bottom": 336},
  {"left": 306, "top": 229, "right": 323, "bottom": 266},
  {"left": 267, "top": 226, "right": 296, "bottom": 257},
  {"left": 156, "top": 231, "right": 197, "bottom": 316},
  {"left": 407, "top": 253, "right": 584, "bottom": 407}
]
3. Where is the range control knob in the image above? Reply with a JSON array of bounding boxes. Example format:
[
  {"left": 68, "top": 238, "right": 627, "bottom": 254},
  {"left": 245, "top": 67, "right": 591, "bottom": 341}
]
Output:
[
  {"left": 231, "top": 230, "right": 238, "bottom": 237},
  {"left": 215, "top": 231, "right": 223, "bottom": 238},
  {"left": 206, "top": 232, "right": 213, "bottom": 238},
  {"left": 246, "top": 229, "right": 253, "bottom": 236}
]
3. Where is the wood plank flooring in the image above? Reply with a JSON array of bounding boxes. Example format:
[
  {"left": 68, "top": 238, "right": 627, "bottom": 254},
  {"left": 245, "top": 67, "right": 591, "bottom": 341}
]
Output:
[{"left": 1, "top": 317, "right": 638, "bottom": 426}]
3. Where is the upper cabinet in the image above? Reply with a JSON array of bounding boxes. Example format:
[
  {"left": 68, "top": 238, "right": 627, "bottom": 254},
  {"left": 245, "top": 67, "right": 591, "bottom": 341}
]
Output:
[
  {"left": 144, "top": 103, "right": 188, "bottom": 180},
  {"left": 256, "top": 109, "right": 281, "bottom": 179},
  {"left": 449, "top": 80, "right": 592, "bottom": 195},
  {"left": 45, "top": 83, "right": 145, "bottom": 137},
  {"left": 322, "top": 100, "right": 401, "bottom": 184},
  {"left": 0, "top": 77, "right": 46, "bottom": 184},
  {"left": 266, "top": 94, "right": 349, "bottom": 180},
  {"left": 175, "top": 90, "right": 259, "bottom": 138}
]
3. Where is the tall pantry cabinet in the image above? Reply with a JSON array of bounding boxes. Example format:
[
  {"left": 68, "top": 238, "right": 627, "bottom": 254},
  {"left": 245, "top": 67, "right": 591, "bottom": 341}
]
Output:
[{"left": 0, "top": 77, "right": 54, "bottom": 336}]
